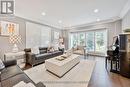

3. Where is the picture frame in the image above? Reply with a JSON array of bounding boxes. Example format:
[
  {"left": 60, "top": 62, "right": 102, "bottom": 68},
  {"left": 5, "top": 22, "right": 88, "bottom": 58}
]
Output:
[{"left": 0, "top": 21, "right": 19, "bottom": 36}]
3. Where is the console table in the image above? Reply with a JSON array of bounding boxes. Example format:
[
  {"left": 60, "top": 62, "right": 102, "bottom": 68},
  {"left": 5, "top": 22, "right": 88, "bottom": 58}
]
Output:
[{"left": 4, "top": 51, "right": 25, "bottom": 68}]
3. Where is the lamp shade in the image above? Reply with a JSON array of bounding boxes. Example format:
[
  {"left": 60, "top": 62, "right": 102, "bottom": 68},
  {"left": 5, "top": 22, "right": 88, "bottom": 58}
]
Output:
[{"left": 9, "top": 34, "right": 21, "bottom": 44}]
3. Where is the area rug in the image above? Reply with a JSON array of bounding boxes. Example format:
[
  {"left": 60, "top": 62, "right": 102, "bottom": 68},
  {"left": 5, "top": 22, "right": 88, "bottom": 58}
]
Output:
[{"left": 24, "top": 60, "right": 96, "bottom": 87}]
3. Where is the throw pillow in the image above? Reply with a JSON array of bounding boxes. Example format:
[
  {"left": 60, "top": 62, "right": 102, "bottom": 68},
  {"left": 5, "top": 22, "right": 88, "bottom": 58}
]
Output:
[
  {"left": 54, "top": 44, "right": 59, "bottom": 51},
  {"left": 47, "top": 47, "right": 54, "bottom": 53},
  {"left": 0, "top": 59, "right": 5, "bottom": 70},
  {"left": 59, "top": 44, "right": 65, "bottom": 49},
  {"left": 31, "top": 47, "right": 40, "bottom": 54}
]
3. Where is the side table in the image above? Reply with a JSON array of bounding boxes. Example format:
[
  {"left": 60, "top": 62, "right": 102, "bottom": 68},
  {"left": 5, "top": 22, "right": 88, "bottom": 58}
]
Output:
[{"left": 4, "top": 51, "right": 25, "bottom": 68}]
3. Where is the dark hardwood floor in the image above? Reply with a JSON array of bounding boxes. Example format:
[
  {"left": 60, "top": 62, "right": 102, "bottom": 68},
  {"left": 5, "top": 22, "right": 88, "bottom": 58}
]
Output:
[
  {"left": 86, "top": 56, "right": 130, "bottom": 87},
  {"left": 23, "top": 56, "right": 130, "bottom": 87}
]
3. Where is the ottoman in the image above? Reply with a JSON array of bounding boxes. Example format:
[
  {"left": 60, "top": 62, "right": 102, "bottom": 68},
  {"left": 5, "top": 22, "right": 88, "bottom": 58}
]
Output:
[{"left": 45, "top": 54, "right": 80, "bottom": 77}]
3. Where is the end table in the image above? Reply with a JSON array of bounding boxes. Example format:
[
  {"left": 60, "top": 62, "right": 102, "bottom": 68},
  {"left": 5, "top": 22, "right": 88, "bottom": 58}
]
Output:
[{"left": 4, "top": 51, "right": 25, "bottom": 68}]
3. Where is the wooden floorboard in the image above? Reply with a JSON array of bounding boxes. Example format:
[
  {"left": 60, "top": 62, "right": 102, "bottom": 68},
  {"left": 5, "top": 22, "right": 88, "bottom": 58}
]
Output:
[
  {"left": 23, "top": 55, "right": 130, "bottom": 87},
  {"left": 86, "top": 56, "right": 130, "bottom": 87}
]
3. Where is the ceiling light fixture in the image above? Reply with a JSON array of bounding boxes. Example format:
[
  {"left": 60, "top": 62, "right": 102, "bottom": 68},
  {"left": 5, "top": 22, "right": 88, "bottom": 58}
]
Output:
[
  {"left": 42, "top": 12, "right": 46, "bottom": 16},
  {"left": 58, "top": 20, "right": 62, "bottom": 23},
  {"left": 97, "top": 18, "right": 100, "bottom": 22},
  {"left": 94, "top": 9, "right": 99, "bottom": 13}
]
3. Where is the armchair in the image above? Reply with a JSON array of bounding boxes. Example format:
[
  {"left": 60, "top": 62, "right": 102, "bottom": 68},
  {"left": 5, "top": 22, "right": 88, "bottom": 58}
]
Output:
[{"left": 73, "top": 45, "right": 85, "bottom": 55}]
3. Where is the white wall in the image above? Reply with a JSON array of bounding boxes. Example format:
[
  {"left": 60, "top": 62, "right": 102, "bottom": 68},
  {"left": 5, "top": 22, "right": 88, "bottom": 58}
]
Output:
[
  {"left": 122, "top": 9, "right": 130, "bottom": 31},
  {"left": 64, "top": 20, "right": 122, "bottom": 50},
  {"left": 0, "top": 16, "right": 62, "bottom": 60},
  {"left": 0, "top": 17, "right": 26, "bottom": 60}
]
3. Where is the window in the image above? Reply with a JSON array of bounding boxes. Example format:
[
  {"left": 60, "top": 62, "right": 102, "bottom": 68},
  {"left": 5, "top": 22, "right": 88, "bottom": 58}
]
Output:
[
  {"left": 95, "top": 30, "right": 107, "bottom": 52},
  {"left": 54, "top": 31, "right": 60, "bottom": 40},
  {"left": 26, "top": 22, "right": 51, "bottom": 48},
  {"left": 78, "top": 33, "right": 85, "bottom": 46},
  {"left": 70, "top": 33, "right": 78, "bottom": 48},
  {"left": 69, "top": 29, "right": 107, "bottom": 54},
  {"left": 86, "top": 32, "right": 94, "bottom": 51},
  {"left": 70, "top": 33, "right": 85, "bottom": 48}
]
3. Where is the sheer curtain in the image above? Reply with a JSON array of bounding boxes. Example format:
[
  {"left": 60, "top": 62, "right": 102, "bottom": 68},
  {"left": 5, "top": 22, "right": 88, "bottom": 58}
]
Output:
[{"left": 26, "top": 22, "right": 51, "bottom": 48}]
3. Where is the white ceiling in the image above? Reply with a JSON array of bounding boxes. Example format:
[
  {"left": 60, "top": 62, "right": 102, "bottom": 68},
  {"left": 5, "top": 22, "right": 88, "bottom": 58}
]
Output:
[{"left": 15, "top": 0, "right": 129, "bottom": 29}]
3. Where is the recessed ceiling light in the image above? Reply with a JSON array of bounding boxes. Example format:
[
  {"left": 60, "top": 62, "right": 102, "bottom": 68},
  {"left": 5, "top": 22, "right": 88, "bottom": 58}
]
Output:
[
  {"left": 97, "top": 18, "right": 100, "bottom": 22},
  {"left": 94, "top": 9, "right": 99, "bottom": 13},
  {"left": 42, "top": 12, "right": 46, "bottom": 16},
  {"left": 58, "top": 20, "right": 62, "bottom": 23}
]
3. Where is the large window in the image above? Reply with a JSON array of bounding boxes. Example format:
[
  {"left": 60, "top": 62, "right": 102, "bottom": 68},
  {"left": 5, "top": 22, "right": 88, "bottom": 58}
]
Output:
[
  {"left": 86, "top": 32, "right": 94, "bottom": 51},
  {"left": 69, "top": 29, "right": 107, "bottom": 54},
  {"left": 70, "top": 33, "right": 85, "bottom": 48},
  {"left": 95, "top": 30, "right": 107, "bottom": 52},
  {"left": 78, "top": 33, "right": 85, "bottom": 46},
  {"left": 70, "top": 33, "right": 78, "bottom": 48},
  {"left": 26, "top": 22, "right": 51, "bottom": 48}
]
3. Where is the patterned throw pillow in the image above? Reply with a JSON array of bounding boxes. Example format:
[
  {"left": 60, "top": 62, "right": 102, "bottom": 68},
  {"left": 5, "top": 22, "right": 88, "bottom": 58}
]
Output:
[{"left": 31, "top": 47, "right": 40, "bottom": 54}]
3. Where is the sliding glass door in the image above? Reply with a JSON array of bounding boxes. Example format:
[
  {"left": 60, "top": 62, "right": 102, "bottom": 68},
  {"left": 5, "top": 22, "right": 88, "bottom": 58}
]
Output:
[
  {"left": 69, "top": 29, "right": 107, "bottom": 54},
  {"left": 78, "top": 33, "right": 85, "bottom": 46},
  {"left": 95, "top": 30, "right": 107, "bottom": 53},
  {"left": 70, "top": 33, "right": 78, "bottom": 48},
  {"left": 85, "top": 30, "right": 107, "bottom": 54},
  {"left": 70, "top": 33, "right": 85, "bottom": 48},
  {"left": 86, "top": 32, "right": 94, "bottom": 51}
]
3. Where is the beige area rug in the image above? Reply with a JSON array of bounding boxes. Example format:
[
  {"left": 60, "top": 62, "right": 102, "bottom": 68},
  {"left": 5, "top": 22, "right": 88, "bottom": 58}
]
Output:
[{"left": 24, "top": 60, "right": 96, "bottom": 87}]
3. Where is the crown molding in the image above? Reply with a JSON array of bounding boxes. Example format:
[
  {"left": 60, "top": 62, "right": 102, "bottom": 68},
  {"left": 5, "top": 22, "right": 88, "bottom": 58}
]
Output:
[
  {"left": 64, "top": 16, "right": 121, "bottom": 30},
  {"left": 14, "top": 14, "right": 63, "bottom": 30},
  {"left": 119, "top": 0, "right": 130, "bottom": 18}
]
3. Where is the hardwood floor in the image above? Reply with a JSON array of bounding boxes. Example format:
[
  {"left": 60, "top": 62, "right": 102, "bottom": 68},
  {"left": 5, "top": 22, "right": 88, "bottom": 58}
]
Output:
[
  {"left": 23, "top": 55, "right": 130, "bottom": 87},
  {"left": 86, "top": 56, "right": 130, "bottom": 87}
]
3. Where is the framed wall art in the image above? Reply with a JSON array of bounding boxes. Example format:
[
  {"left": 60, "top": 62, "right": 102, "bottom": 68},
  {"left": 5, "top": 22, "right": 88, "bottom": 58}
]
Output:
[{"left": 0, "top": 21, "right": 19, "bottom": 36}]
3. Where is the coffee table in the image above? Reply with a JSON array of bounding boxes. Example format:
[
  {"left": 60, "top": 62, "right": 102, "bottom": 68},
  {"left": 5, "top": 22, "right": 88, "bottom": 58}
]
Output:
[{"left": 45, "top": 54, "right": 80, "bottom": 77}]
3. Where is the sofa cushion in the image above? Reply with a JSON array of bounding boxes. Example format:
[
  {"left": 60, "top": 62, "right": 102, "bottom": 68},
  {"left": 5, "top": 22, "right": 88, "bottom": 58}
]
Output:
[
  {"left": 35, "top": 53, "right": 52, "bottom": 60},
  {"left": 52, "top": 51, "right": 62, "bottom": 54},
  {"left": 52, "top": 51, "right": 63, "bottom": 57},
  {"left": 1, "top": 66, "right": 23, "bottom": 81},
  {"left": 40, "top": 50, "right": 47, "bottom": 54},
  {"left": 39, "top": 47, "right": 48, "bottom": 50}
]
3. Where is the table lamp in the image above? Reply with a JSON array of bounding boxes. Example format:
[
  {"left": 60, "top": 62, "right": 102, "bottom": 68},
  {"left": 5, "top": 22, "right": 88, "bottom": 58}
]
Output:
[{"left": 9, "top": 34, "right": 21, "bottom": 52}]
